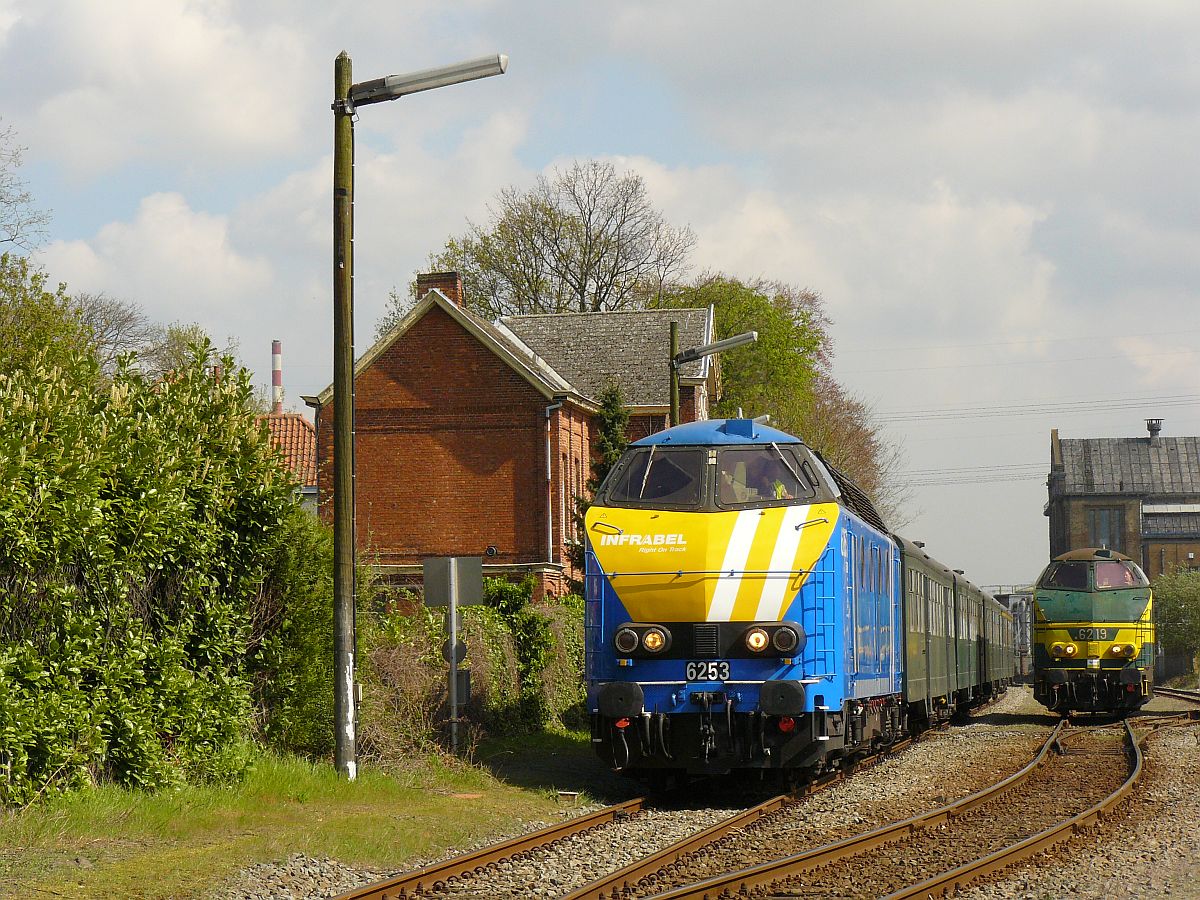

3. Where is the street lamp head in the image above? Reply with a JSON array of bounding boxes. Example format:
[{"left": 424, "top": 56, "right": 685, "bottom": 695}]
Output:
[
  {"left": 673, "top": 330, "right": 758, "bottom": 366},
  {"left": 350, "top": 53, "right": 508, "bottom": 106}
]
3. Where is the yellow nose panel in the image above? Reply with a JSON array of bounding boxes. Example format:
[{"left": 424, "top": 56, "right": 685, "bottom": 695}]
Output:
[{"left": 587, "top": 503, "right": 840, "bottom": 622}]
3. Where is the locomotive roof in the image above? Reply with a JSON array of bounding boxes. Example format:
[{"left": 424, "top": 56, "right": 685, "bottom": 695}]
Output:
[
  {"left": 1051, "top": 547, "right": 1134, "bottom": 562},
  {"left": 632, "top": 418, "right": 804, "bottom": 446}
]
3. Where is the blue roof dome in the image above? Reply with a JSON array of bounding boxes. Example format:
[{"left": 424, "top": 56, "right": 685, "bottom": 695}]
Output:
[{"left": 633, "top": 419, "right": 804, "bottom": 446}]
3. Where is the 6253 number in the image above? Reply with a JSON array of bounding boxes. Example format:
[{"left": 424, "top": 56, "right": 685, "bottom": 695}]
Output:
[{"left": 686, "top": 661, "right": 730, "bottom": 681}]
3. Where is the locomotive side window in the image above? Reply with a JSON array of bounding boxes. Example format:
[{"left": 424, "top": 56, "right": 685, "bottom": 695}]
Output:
[{"left": 607, "top": 448, "right": 705, "bottom": 507}]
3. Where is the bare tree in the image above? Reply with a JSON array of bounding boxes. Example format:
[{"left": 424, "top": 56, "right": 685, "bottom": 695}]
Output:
[
  {"left": 418, "top": 160, "right": 695, "bottom": 321},
  {"left": 1, "top": 124, "right": 49, "bottom": 249},
  {"left": 72, "top": 291, "right": 157, "bottom": 374}
]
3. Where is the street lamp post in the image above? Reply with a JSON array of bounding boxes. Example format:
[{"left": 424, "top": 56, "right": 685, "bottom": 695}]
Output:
[
  {"left": 330, "top": 50, "right": 507, "bottom": 780},
  {"left": 669, "top": 328, "right": 759, "bottom": 427}
]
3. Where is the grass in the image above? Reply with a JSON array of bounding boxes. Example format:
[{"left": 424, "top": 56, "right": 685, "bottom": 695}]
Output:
[{"left": 0, "top": 743, "right": 592, "bottom": 900}]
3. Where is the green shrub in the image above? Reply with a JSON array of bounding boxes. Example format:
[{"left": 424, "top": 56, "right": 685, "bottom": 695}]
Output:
[
  {"left": 248, "top": 508, "right": 335, "bottom": 758},
  {"left": 0, "top": 345, "right": 296, "bottom": 803},
  {"left": 357, "top": 580, "right": 587, "bottom": 758}
]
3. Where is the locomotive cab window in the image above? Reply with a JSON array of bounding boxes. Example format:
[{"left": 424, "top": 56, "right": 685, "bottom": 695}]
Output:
[
  {"left": 715, "top": 446, "right": 813, "bottom": 507},
  {"left": 606, "top": 447, "right": 705, "bottom": 508},
  {"left": 1094, "top": 560, "right": 1148, "bottom": 590},
  {"left": 1040, "top": 561, "right": 1088, "bottom": 590}
]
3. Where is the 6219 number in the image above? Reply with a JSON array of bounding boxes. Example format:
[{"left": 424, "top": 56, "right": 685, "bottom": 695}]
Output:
[{"left": 686, "top": 661, "right": 730, "bottom": 681}]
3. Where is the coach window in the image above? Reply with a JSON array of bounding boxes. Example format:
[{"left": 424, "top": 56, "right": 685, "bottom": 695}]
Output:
[{"left": 606, "top": 447, "right": 705, "bottom": 508}]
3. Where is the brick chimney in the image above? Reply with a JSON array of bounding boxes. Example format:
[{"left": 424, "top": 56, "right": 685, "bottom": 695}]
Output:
[{"left": 416, "top": 271, "right": 464, "bottom": 306}]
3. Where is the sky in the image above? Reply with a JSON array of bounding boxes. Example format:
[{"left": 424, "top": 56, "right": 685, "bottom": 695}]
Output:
[{"left": 3, "top": 1, "right": 1199, "bottom": 587}]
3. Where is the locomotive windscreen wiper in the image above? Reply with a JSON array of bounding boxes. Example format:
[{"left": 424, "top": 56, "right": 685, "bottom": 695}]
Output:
[
  {"left": 638, "top": 444, "right": 657, "bottom": 499},
  {"left": 770, "top": 441, "right": 803, "bottom": 485}
]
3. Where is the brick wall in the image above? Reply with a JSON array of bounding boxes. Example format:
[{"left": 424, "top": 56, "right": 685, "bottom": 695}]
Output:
[
  {"left": 318, "top": 305, "right": 582, "bottom": 593},
  {"left": 316, "top": 299, "right": 709, "bottom": 598}
]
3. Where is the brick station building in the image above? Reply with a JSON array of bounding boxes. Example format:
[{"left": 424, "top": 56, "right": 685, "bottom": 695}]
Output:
[
  {"left": 1046, "top": 419, "right": 1200, "bottom": 578},
  {"left": 309, "top": 272, "right": 714, "bottom": 596}
]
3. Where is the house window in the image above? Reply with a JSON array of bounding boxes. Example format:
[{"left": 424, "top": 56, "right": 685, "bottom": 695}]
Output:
[{"left": 1087, "top": 507, "right": 1124, "bottom": 552}]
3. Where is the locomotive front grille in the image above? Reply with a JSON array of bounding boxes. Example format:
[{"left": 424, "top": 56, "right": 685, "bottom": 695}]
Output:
[{"left": 693, "top": 624, "right": 719, "bottom": 657}]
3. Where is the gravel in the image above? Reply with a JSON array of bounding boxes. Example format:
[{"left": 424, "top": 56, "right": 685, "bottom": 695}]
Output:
[
  {"left": 204, "top": 686, "right": 1200, "bottom": 900},
  {"left": 960, "top": 691, "right": 1200, "bottom": 900}
]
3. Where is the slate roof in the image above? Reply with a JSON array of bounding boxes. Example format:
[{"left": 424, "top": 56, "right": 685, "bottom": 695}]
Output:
[
  {"left": 499, "top": 307, "right": 712, "bottom": 407},
  {"left": 1141, "top": 512, "right": 1200, "bottom": 538},
  {"left": 261, "top": 412, "right": 316, "bottom": 486},
  {"left": 313, "top": 292, "right": 713, "bottom": 410},
  {"left": 1058, "top": 437, "right": 1200, "bottom": 496}
]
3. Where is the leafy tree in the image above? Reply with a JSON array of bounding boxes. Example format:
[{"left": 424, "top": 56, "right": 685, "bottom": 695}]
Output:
[
  {"left": 0, "top": 253, "right": 94, "bottom": 374},
  {"left": 0, "top": 124, "right": 49, "bottom": 249},
  {"left": 379, "top": 160, "right": 695, "bottom": 332},
  {"left": 658, "top": 275, "right": 827, "bottom": 425},
  {"left": 1153, "top": 569, "right": 1200, "bottom": 667},
  {"left": 655, "top": 274, "right": 909, "bottom": 527}
]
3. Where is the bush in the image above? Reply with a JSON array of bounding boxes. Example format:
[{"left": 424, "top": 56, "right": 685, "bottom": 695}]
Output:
[
  {"left": 0, "top": 346, "right": 297, "bottom": 803},
  {"left": 356, "top": 581, "right": 587, "bottom": 763},
  {"left": 248, "top": 507, "right": 336, "bottom": 757}
]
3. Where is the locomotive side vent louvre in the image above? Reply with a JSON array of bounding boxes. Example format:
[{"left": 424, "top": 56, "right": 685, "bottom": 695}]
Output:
[{"left": 693, "top": 624, "right": 719, "bottom": 657}]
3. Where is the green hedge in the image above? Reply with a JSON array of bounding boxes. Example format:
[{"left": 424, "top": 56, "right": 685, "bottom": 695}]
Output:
[{"left": 0, "top": 348, "right": 298, "bottom": 803}]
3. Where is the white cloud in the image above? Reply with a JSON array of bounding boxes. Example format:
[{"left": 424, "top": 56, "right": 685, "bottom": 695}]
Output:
[
  {"left": 39, "top": 192, "right": 272, "bottom": 325},
  {"left": 0, "top": 0, "right": 18, "bottom": 46},
  {"left": 25, "top": 0, "right": 310, "bottom": 175}
]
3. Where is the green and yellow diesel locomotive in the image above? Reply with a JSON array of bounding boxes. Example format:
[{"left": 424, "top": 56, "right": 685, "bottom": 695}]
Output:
[{"left": 1032, "top": 548, "right": 1155, "bottom": 714}]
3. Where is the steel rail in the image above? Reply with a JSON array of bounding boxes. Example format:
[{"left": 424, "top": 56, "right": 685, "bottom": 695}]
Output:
[
  {"left": 642, "top": 720, "right": 1066, "bottom": 900},
  {"left": 880, "top": 719, "right": 1142, "bottom": 899},
  {"left": 564, "top": 737, "right": 912, "bottom": 900},
  {"left": 329, "top": 797, "right": 647, "bottom": 900},
  {"left": 1153, "top": 685, "right": 1200, "bottom": 705},
  {"left": 561, "top": 793, "right": 793, "bottom": 900}
]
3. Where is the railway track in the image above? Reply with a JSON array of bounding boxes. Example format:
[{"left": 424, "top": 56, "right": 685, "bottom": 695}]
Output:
[
  {"left": 1151, "top": 685, "right": 1200, "bottom": 706},
  {"left": 328, "top": 797, "right": 650, "bottom": 900},
  {"left": 331, "top": 739, "right": 914, "bottom": 900},
  {"left": 603, "top": 719, "right": 1137, "bottom": 899},
  {"left": 331, "top": 688, "right": 1186, "bottom": 900}
]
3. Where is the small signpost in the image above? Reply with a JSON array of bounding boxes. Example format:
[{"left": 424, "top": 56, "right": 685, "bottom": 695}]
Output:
[{"left": 423, "top": 556, "right": 483, "bottom": 754}]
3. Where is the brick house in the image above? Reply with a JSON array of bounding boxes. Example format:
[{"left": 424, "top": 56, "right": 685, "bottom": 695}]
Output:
[
  {"left": 309, "top": 272, "right": 715, "bottom": 596},
  {"left": 1046, "top": 419, "right": 1200, "bottom": 578}
]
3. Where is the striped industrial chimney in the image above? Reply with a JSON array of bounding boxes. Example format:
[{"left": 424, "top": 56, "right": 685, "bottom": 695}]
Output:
[{"left": 271, "top": 340, "right": 283, "bottom": 413}]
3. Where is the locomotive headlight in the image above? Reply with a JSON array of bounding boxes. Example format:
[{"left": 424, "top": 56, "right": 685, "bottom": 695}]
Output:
[
  {"left": 744, "top": 627, "right": 770, "bottom": 653},
  {"left": 1063, "top": 643, "right": 1078, "bottom": 657},
  {"left": 1050, "top": 642, "right": 1066, "bottom": 657},
  {"left": 641, "top": 627, "right": 668, "bottom": 653},
  {"left": 613, "top": 628, "right": 639, "bottom": 655},
  {"left": 1123, "top": 643, "right": 1138, "bottom": 658},
  {"left": 772, "top": 626, "right": 800, "bottom": 653}
]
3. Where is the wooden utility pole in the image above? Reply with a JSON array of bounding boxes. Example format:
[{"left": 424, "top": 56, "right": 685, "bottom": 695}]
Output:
[
  {"left": 669, "top": 320, "right": 680, "bottom": 427},
  {"left": 332, "top": 51, "right": 357, "bottom": 780}
]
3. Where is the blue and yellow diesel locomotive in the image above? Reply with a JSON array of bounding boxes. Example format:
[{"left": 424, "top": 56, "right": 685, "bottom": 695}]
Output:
[
  {"left": 584, "top": 419, "right": 1013, "bottom": 775},
  {"left": 1032, "top": 548, "right": 1155, "bottom": 714}
]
